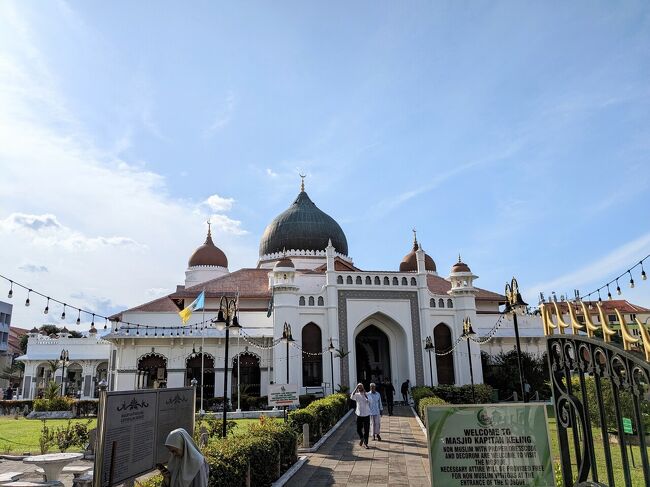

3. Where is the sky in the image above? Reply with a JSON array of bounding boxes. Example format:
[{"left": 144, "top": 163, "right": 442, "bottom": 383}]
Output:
[{"left": 1, "top": 1, "right": 649, "bottom": 330}]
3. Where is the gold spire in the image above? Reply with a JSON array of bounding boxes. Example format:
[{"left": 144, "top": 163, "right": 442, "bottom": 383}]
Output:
[
  {"left": 299, "top": 173, "right": 306, "bottom": 192},
  {"left": 206, "top": 219, "right": 212, "bottom": 237}
]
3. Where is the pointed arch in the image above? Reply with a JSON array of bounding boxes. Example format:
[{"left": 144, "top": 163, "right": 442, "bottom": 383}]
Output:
[
  {"left": 302, "top": 322, "right": 323, "bottom": 387},
  {"left": 434, "top": 323, "right": 455, "bottom": 385}
]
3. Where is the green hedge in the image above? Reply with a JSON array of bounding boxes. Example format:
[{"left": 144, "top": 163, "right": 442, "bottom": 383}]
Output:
[
  {"left": 34, "top": 397, "right": 74, "bottom": 412},
  {"left": 430, "top": 384, "right": 494, "bottom": 404},
  {"left": 288, "top": 393, "right": 348, "bottom": 443},
  {"left": 0, "top": 400, "right": 33, "bottom": 415},
  {"left": 411, "top": 386, "right": 437, "bottom": 410},
  {"left": 418, "top": 395, "right": 448, "bottom": 423}
]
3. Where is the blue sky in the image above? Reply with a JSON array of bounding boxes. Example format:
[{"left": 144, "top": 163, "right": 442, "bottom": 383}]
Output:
[{"left": 1, "top": 1, "right": 649, "bottom": 328}]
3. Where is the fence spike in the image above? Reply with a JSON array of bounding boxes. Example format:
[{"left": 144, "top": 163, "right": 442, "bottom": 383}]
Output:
[
  {"left": 552, "top": 301, "right": 570, "bottom": 334},
  {"left": 634, "top": 317, "right": 650, "bottom": 362},
  {"left": 580, "top": 301, "right": 600, "bottom": 338},
  {"left": 566, "top": 302, "right": 585, "bottom": 334},
  {"left": 615, "top": 309, "right": 640, "bottom": 351},
  {"left": 596, "top": 303, "right": 618, "bottom": 343}
]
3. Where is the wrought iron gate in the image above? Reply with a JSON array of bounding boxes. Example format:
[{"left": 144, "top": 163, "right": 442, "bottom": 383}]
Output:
[{"left": 543, "top": 301, "right": 650, "bottom": 486}]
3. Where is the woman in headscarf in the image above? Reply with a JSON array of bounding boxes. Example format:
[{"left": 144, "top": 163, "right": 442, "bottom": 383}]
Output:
[{"left": 162, "top": 428, "right": 209, "bottom": 487}]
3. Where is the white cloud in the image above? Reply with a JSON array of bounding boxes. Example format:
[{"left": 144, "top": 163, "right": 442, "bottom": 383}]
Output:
[
  {"left": 210, "top": 214, "right": 247, "bottom": 236},
  {"left": 204, "top": 194, "right": 235, "bottom": 212},
  {"left": 18, "top": 263, "right": 48, "bottom": 273},
  {"left": 204, "top": 92, "right": 236, "bottom": 138},
  {"left": 266, "top": 168, "right": 278, "bottom": 178},
  {"left": 0, "top": 213, "right": 62, "bottom": 231}
]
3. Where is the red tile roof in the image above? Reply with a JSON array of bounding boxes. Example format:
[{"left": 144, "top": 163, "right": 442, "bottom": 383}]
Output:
[
  {"left": 550, "top": 299, "right": 650, "bottom": 314},
  {"left": 426, "top": 275, "right": 505, "bottom": 301},
  {"left": 177, "top": 268, "right": 271, "bottom": 298},
  {"left": 8, "top": 327, "right": 29, "bottom": 355}
]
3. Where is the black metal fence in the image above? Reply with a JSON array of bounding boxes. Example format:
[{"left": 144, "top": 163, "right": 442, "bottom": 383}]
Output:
[{"left": 548, "top": 333, "right": 650, "bottom": 486}]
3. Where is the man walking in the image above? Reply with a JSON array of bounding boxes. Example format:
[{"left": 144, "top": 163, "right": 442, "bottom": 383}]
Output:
[
  {"left": 401, "top": 379, "right": 410, "bottom": 405},
  {"left": 350, "top": 383, "right": 371, "bottom": 448},
  {"left": 383, "top": 378, "right": 395, "bottom": 415},
  {"left": 368, "top": 383, "right": 383, "bottom": 441}
]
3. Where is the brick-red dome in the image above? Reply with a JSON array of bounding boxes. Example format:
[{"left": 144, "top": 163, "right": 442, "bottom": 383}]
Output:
[
  {"left": 188, "top": 229, "right": 228, "bottom": 268},
  {"left": 399, "top": 241, "right": 436, "bottom": 272}
]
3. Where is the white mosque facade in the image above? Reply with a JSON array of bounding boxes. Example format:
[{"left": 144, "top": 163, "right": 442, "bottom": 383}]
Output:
[{"left": 102, "top": 185, "right": 510, "bottom": 401}]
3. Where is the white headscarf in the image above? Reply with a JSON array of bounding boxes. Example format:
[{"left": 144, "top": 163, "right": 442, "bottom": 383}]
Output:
[{"left": 165, "top": 428, "right": 206, "bottom": 487}]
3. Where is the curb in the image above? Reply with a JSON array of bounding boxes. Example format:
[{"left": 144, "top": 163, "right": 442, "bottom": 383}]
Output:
[
  {"left": 298, "top": 409, "right": 353, "bottom": 454},
  {"left": 411, "top": 406, "right": 427, "bottom": 436},
  {"left": 270, "top": 456, "right": 307, "bottom": 487}
]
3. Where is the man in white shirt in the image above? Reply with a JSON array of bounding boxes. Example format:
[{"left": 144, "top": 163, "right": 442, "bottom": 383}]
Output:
[
  {"left": 350, "top": 383, "right": 371, "bottom": 448},
  {"left": 367, "top": 382, "right": 383, "bottom": 441}
]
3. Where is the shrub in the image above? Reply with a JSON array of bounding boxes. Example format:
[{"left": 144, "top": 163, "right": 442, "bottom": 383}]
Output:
[
  {"left": 288, "top": 393, "right": 348, "bottom": 443},
  {"left": 74, "top": 400, "right": 99, "bottom": 416},
  {"left": 34, "top": 396, "right": 74, "bottom": 412},
  {"left": 197, "top": 415, "right": 237, "bottom": 438},
  {"left": 299, "top": 394, "right": 316, "bottom": 408},
  {"left": 0, "top": 400, "right": 33, "bottom": 416},
  {"left": 248, "top": 417, "right": 298, "bottom": 471},
  {"left": 430, "top": 384, "right": 494, "bottom": 404},
  {"left": 411, "top": 386, "right": 436, "bottom": 410},
  {"left": 418, "top": 395, "right": 449, "bottom": 424},
  {"left": 52, "top": 420, "right": 90, "bottom": 452}
]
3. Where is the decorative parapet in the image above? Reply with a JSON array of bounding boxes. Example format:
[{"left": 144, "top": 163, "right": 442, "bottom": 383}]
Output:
[{"left": 259, "top": 249, "right": 353, "bottom": 263}]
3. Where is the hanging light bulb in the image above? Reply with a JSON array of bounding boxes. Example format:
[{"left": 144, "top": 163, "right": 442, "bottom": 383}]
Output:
[
  {"left": 104, "top": 318, "right": 108, "bottom": 330},
  {"left": 44, "top": 298, "right": 49, "bottom": 314},
  {"left": 145, "top": 328, "right": 148, "bottom": 336},
  {"left": 25, "top": 289, "right": 31, "bottom": 307},
  {"left": 136, "top": 326, "right": 140, "bottom": 335},
  {"left": 607, "top": 284, "right": 612, "bottom": 300},
  {"left": 642, "top": 262, "right": 647, "bottom": 281},
  {"left": 91, "top": 314, "right": 95, "bottom": 328},
  {"left": 597, "top": 289, "right": 602, "bottom": 304},
  {"left": 629, "top": 270, "right": 635, "bottom": 289},
  {"left": 616, "top": 279, "right": 622, "bottom": 295},
  {"left": 7, "top": 281, "right": 13, "bottom": 299},
  {"left": 76, "top": 309, "right": 81, "bottom": 325},
  {"left": 61, "top": 304, "right": 66, "bottom": 320}
]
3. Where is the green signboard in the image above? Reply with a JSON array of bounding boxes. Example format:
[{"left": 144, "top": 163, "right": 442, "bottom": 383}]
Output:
[
  {"left": 623, "top": 417, "right": 633, "bottom": 434},
  {"left": 426, "top": 403, "right": 555, "bottom": 487}
]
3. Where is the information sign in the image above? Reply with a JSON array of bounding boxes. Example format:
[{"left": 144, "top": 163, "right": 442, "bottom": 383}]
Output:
[
  {"left": 268, "top": 384, "right": 299, "bottom": 407},
  {"left": 426, "top": 403, "right": 554, "bottom": 487},
  {"left": 96, "top": 387, "right": 195, "bottom": 487},
  {"left": 623, "top": 417, "right": 633, "bottom": 435}
]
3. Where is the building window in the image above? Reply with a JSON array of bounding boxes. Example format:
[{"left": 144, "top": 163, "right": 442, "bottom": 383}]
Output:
[
  {"left": 337, "top": 276, "right": 343, "bottom": 284},
  {"left": 317, "top": 296, "right": 324, "bottom": 306},
  {"left": 410, "top": 277, "right": 417, "bottom": 286},
  {"left": 577, "top": 315, "right": 585, "bottom": 323},
  {"left": 374, "top": 276, "right": 381, "bottom": 285},
  {"left": 402, "top": 277, "right": 408, "bottom": 286},
  {"left": 366, "top": 276, "right": 372, "bottom": 285},
  {"left": 447, "top": 299, "right": 453, "bottom": 308},
  {"left": 392, "top": 277, "right": 398, "bottom": 285},
  {"left": 302, "top": 323, "right": 323, "bottom": 387},
  {"left": 356, "top": 276, "right": 362, "bottom": 284},
  {"left": 630, "top": 314, "right": 637, "bottom": 321},
  {"left": 346, "top": 276, "right": 353, "bottom": 284},
  {"left": 608, "top": 314, "right": 617, "bottom": 323},
  {"left": 439, "top": 298, "right": 445, "bottom": 308},
  {"left": 308, "top": 296, "right": 315, "bottom": 306},
  {"left": 299, "top": 296, "right": 306, "bottom": 306},
  {"left": 137, "top": 353, "right": 167, "bottom": 389},
  {"left": 383, "top": 276, "right": 390, "bottom": 285},
  {"left": 430, "top": 298, "right": 436, "bottom": 308}
]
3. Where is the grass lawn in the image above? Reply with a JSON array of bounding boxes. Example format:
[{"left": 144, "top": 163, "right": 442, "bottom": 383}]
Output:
[
  {"left": 0, "top": 417, "right": 273, "bottom": 454},
  {"left": 0, "top": 417, "right": 97, "bottom": 454},
  {"left": 548, "top": 418, "right": 649, "bottom": 486}
]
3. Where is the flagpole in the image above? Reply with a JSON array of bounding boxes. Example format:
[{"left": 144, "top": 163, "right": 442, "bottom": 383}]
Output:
[{"left": 200, "top": 288, "right": 205, "bottom": 415}]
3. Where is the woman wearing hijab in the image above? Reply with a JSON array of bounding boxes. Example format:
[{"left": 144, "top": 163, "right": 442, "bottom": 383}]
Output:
[{"left": 161, "top": 428, "right": 209, "bottom": 487}]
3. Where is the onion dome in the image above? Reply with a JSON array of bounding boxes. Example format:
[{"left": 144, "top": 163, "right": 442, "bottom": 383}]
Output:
[
  {"left": 29, "top": 327, "right": 39, "bottom": 334},
  {"left": 188, "top": 225, "right": 228, "bottom": 268},
  {"left": 88, "top": 324, "right": 97, "bottom": 335},
  {"left": 274, "top": 253, "right": 295, "bottom": 270},
  {"left": 451, "top": 255, "right": 471, "bottom": 273},
  {"left": 259, "top": 180, "right": 348, "bottom": 257},
  {"left": 61, "top": 327, "right": 69, "bottom": 334},
  {"left": 399, "top": 234, "right": 436, "bottom": 272}
]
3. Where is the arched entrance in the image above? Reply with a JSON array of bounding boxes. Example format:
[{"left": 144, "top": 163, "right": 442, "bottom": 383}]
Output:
[
  {"left": 137, "top": 353, "right": 167, "bottom": 389},
  {"left": 434, "top": 324, "right": 455, "bottom": 385},
  {"left": 355, "top": 325, "right": 391, "bottom": 391},
  {"left": 232, "top": 352, "right": 261, "bottom": 397},
  {"left": 302, "top": 323, "right": 323, "bottom": 387},
  {"left": 186, "top": 353, "right": 215, "bottom": 399},
  {"left": 65, "top": 363, "right": 83, "bottom": 397},
  {"left": 94, "top": 362, "right": 108, "bottom": 398}
]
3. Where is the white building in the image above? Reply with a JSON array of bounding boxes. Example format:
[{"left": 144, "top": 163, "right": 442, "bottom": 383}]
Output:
[
  {"left": 18, "top": 326, "right": 111, "bottom": 399},
  {"left": 106, "top": 183, "right": 508, "bottom": 401}
]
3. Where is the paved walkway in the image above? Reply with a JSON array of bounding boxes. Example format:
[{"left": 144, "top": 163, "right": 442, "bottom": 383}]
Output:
[
  {"left": 286, "top": 406, "right": 430, "bottom": 487},
  {"left": 0, "top": 457, "right": 93, "bottom": 486}
]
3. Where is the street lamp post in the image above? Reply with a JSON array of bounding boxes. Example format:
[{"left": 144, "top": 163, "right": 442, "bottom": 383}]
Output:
[
  {"left": 281, "top": 323, "right": 295, "bottom": 384},
  {"left": 328, "top": 338, "right": 336, "bottom": 395},
  {"left": 60, "top": 349, "right": 69, "bottom": 396},
  {"left": 424, "top": 336, "right": 434, "bottom": 386},
  {"left": 213, "top": 296, "right": 242, "bottom": 438},
  {"left": 462, "top": 318, "right": 477, "bottom": 403},
  {"left": 504, "top": 277, "right": 528, "bottom": 403}
]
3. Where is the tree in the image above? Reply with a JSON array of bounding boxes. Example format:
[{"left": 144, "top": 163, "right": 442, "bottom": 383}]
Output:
[
  {"left": 481, "top": 350, "right": 551, "bottom": 400},
  {"left": 0, "top": 361, "right": 24, "bottom": 386}
]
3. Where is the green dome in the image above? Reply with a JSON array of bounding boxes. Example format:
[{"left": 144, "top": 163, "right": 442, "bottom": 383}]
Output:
[{"left": 259, "top": 191, "right": 348, "bottom": 257}]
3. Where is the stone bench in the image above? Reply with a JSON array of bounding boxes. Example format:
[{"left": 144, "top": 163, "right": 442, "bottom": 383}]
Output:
[
  {"left": 2, "top": 482, "right": 63, "bottom": 487},
  {"left": 0, "top": 473, "right": 25, "bottom": 484},
  {"left": 35, "top": 466, "right": 91, "bottom": 480}
]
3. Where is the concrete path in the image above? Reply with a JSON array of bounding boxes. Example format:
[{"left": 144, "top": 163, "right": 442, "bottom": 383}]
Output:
[{"left": 286, "top": 406, "right": 430, "bottom": 487}]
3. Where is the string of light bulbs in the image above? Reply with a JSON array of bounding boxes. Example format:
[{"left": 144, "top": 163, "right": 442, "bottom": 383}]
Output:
[{"left": 539, "top": 254, "right": 649, "bottom": 305}]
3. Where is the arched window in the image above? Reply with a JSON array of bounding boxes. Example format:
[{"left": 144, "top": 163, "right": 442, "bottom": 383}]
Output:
[
  {"left": 346, "top": 276, "right": 353, "bottom": 284},
  {"left": 317, "top": 296, "right": 324, "bottom": 306},
  {"left": 366, "top": 276, "right": 372, "bottom": 285},
  {"left": 308, "top": 296, "right": 315, "bottom": 306},
  {"left": 374, "top": 276, "right": 381, "bottom": 285},
  {"left": 137, "top": 353, "right": 167, "bottom": 389},
  {"left": 232, "top": 353, "right": 261, "bottom": 397},
  {"left": 402, "top": 277, "right": 408, "bottom": 286},
  {"left": 447, "top": 299, "right": 453, "bottom": 308},
  {"left": 356, "top": 276, "right": 362, "bottom": 284},
  {"left": 299, "top": 296, "right": 306, "bottom": 306},
  {"left": 392, "top": 277, "right": 399, "bottom": 285},
  {"left": 430, "top": 298, "right": 436, "bottom": 308},
  {"left": 186, "top": 353, "right": 215, "bottom": 399},
  {"left": 438, "top": 298, "right": 445, "bottom": 308},
  {"left": 410, "top": 277, "right": 417, "bottom": 286},
  {"left": 383, "top": 276, "right": 390, "bottom": 285},
  {"left": 337, "top": 275, "right": 343, "bottom": 284},
  {"left": 302, "top": 323, "right": 323, "bottom": 387},
  {"left": 434, "top": 324, "right": 455, "bottom": 385}
]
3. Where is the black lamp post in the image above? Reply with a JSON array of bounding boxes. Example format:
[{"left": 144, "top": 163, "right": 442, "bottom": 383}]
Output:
[
  {"left": 328, "top": 338, "right": 336, "bottom": 395},
  {"left": 504, "top": 277, "right": 528, "bottom": 403},
  {"left": 60, "top": 349, "right": 69, "bottom": 396},
  {"left": 424, "top": 336, "right": 434, "bottom": 386},
  {"left": 462, "top": 318, "right": 477, "bottom": 403},
  {"left": 212, "top": 295, "right": 242, "bottom": 438},
  {"left": 281, "top": 322, "right": 295, "bottom": 384}
]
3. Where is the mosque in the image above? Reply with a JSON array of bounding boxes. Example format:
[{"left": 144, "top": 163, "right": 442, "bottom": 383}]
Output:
[{"left": 105, "top": 181, "right": 507, "bottom": 402}]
